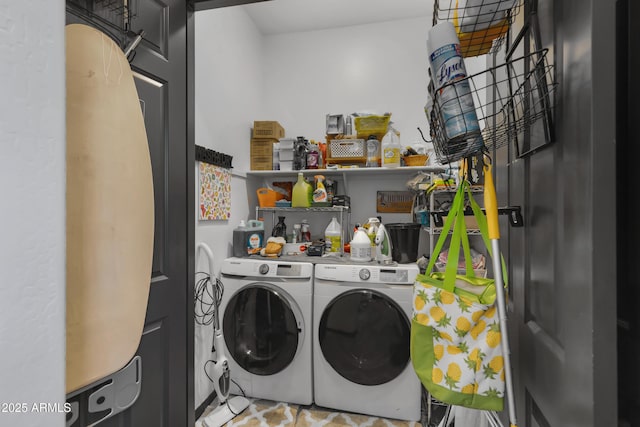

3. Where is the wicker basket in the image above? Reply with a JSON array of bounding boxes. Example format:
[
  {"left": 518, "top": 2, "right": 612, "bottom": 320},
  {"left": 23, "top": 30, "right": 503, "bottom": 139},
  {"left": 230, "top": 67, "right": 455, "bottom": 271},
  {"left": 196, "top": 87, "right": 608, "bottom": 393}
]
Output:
[{"left": 403, "top": 154, "right": 429, "bottom": 166}]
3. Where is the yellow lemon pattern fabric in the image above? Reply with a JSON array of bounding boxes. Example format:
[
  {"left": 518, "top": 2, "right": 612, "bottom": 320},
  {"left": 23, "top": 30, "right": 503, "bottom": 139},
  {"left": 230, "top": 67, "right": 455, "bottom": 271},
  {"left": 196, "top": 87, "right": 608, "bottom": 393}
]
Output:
[{"left": 412, "top": 280, "right": 504, "bottom": 404}]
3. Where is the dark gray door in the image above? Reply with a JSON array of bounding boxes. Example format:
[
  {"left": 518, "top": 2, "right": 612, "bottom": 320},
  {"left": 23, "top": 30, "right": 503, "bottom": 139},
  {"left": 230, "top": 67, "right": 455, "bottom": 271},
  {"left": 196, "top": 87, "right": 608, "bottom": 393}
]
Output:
[
  {"left": 495, "top": 0, "right": 617, "bottom": 426},
  {"left": 617, "top": 1, "right": 640, "bottom": 425},
  {"left": 65, "top": 0, "right": 194, "bottom": 426}
]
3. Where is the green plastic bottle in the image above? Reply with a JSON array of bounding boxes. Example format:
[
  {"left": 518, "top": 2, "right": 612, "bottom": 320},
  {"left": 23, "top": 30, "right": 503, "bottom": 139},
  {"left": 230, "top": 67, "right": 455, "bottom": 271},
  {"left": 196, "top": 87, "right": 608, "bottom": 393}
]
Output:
[{"left": 292, "top": 172, "right": 312, "bottom": 208}]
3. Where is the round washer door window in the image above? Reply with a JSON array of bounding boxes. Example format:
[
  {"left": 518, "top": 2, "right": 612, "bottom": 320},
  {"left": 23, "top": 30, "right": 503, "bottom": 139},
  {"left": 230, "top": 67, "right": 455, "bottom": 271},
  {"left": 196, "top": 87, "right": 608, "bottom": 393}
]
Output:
[
  {"left": 319, "top": 289, "right": 410, "bottom": 385},
  {"left": 223, "top": 284, "right": 301, "bottom": 376}
]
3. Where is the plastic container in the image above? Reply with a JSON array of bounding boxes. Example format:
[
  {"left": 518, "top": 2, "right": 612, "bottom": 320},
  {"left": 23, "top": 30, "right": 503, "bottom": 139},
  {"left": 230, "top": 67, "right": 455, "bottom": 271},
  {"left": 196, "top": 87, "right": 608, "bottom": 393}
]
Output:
[
  {"left": 364, "top": 217, "right": 380, "bottom": 258},
  {"left": 306, "top": 144, "right": 319, "bottom": 169},
  {"left": 301, "top": 219, "right": 312, "bottom": 243},
  {"left": 272, "top": 216, "right": 287, "bottom": 238},
  {"left": 257, "top": 187, "right": 283, "bottom": 207},
  {"left": 324, "top": 216, "right": 342, "bottom": 253},
  {"left": 385, "top": 223, "right": 422, "bottom": 263},
  {"left": 313, "top": 175, "right": 328, "bottom": 203},
  {"left": 292, "top": 172, "right": 312, "bottom": 208},
  {"left": 365, "top": 135, "right": 380, "bottom": 167},
  {"left": 381, "top": 125, "right": 401, "bottom": 168},
  {"left": 233, "top": 220, "right": 264, "bottom": 257},
  {"left": 349, "top": 227, "right": 372, "bottom": 262}
]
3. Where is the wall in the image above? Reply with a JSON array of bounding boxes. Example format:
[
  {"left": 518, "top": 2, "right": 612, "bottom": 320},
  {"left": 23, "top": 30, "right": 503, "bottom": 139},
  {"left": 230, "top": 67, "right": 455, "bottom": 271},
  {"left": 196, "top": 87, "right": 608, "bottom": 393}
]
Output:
[
  {"left": 263, "top": 17, "right": 486, "bottom": 150},
  {"left": 0, "top": 1, "right": 66, "bottom": 426},
  {"left": 194, "top": 5, "right": 262, "bottom": 408}
]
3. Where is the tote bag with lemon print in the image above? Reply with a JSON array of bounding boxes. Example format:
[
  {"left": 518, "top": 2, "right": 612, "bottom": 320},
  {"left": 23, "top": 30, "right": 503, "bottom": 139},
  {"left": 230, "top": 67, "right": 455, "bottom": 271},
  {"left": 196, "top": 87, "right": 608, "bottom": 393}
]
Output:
[{"left": 410, "top": 181, "right": 506, "bottom": 411}]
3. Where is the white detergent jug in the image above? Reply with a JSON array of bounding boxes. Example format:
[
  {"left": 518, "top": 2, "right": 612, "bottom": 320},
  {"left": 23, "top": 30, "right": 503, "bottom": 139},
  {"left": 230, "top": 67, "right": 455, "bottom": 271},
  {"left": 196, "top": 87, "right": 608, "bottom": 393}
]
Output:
[{"left": 350, "top": 227, "right": 372, "bottom": 262}]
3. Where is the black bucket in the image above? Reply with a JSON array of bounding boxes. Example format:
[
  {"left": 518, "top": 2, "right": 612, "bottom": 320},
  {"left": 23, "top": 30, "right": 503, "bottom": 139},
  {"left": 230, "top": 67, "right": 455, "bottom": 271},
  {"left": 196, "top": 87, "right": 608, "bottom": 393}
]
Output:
[{"left": 386, "top": 223, "right": 422, "bottom": 264}]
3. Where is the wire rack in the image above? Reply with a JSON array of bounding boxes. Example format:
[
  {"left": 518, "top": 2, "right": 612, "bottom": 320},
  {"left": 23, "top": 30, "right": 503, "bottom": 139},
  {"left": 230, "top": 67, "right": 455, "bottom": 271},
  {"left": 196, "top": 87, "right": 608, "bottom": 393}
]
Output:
[
  {"left": 426, "top": 48, "right": 556, "bottom": 164},
  {"left": 66, "top": 0, "right": 137, "bottom": 48},
  {"left": 433, "top": 0, "right": 523, "bottom": 57}
]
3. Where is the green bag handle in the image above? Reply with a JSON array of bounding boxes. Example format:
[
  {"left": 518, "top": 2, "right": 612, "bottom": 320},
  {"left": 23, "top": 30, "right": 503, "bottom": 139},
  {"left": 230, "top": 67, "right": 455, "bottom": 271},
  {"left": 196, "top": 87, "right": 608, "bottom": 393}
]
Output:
[
  {"left": 425, "top": 182, "right": 465, "bottom": 278},
  {"left": 425, "top": 180, "right": 507, "bottom": 292},
  {"left": 442, "top": 189, "right": 467, "bottom": 291}
]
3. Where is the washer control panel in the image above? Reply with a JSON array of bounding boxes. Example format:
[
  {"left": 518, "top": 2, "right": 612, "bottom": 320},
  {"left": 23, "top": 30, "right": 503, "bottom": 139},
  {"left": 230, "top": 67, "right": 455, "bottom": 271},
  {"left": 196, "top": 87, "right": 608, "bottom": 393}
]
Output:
[{"left": 221, "top": 258, "right": 313, "bottom": 279}]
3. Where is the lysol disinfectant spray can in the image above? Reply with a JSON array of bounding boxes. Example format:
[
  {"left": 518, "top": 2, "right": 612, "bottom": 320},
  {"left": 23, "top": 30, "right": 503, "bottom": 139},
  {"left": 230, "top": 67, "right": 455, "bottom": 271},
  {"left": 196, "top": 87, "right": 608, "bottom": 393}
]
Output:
[{"left": 427, "top": 22, "right": 481, "bottom": 153}]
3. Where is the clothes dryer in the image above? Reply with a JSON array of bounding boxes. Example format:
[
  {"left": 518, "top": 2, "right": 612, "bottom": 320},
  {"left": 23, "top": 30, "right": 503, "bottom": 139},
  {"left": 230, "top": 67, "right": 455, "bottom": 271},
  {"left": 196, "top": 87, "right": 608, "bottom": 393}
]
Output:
[
  {"left": 220, "top": 258, "right": 313, "bottom": 404},
  {"left": 313, "top": 263, "right": 421, "bottom": 421}
]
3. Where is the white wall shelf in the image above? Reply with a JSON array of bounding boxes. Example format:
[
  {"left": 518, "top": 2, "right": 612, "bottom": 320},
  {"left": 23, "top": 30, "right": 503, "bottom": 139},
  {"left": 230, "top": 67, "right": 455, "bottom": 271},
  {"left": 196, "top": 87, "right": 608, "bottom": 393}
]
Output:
[{"left": 246, "top": 166, "right": 448, "bottom": 193}]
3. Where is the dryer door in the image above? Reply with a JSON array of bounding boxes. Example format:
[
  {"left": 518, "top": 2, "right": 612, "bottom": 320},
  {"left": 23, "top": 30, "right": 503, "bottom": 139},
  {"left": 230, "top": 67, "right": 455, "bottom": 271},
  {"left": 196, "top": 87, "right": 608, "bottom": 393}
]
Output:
[
  {"left": 223, "top": 283, "right": 303, "bottom": 376},
  {"left": 319, "top": 289, "right": 410, "bottom": 386}
]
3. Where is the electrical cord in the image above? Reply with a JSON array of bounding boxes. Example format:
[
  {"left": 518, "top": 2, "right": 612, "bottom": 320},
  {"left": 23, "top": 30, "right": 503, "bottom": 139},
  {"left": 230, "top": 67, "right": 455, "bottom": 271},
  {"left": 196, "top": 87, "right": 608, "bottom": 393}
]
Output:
[
  {"left": 194, "top": 271, "right": 224, "bottom": 327},
  {"left": 203, "top": 360, "right": 247, "bottom": 417},
  {"left": 225, "top": 379, "right": 247, "bottom": 416},
  {"left": 198, "top": 272, "right": 249, "bottom": 417}
]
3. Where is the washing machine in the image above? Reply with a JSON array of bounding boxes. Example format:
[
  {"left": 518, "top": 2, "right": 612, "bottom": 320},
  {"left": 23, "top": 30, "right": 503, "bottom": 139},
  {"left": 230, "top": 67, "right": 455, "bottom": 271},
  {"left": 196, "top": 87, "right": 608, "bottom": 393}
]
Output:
[
  {"left": 219, "top": 257, "right": 313, "bottom": 405},
  {"left": 313, "top": 263, "right": 421, "bottom": 421}
]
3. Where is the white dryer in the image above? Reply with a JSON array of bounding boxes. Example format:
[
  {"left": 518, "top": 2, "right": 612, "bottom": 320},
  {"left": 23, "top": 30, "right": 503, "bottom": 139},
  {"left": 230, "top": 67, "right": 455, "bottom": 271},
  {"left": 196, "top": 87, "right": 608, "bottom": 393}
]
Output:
[
  {"left": 220, "top": 257, "right": 313, "bottom": 405},
  {"left": 313, "top": 263, "right": 421, "bottom": 421}
]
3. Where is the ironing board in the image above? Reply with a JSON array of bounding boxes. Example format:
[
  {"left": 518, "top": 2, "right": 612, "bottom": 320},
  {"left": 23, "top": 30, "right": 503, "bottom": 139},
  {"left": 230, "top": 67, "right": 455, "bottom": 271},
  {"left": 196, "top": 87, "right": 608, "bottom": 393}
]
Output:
[{"left": 65, "top": 23, "right": 154, "bottom": 394}]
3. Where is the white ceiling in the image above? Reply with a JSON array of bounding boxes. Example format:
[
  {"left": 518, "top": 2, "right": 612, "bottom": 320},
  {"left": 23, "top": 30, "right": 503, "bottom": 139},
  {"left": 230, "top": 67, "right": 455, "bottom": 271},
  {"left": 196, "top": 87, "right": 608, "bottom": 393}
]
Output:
[{"left": 242, "top": 0, "right": 435, "bottom": 35}]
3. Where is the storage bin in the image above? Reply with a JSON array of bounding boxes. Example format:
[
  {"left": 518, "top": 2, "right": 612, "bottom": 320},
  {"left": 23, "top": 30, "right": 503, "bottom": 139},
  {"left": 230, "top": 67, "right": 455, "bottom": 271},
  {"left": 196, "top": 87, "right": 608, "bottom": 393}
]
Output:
[
  {"left": 257, "top": 188, "right": 284, "bottom": 207},
  {"left": 328, "top": 139, "right": 365, "bottom": 158},
  {"left": 353, "top": 115, "right": 391, "bottom": 137},
  {"left": 386, "top": 223, "right": 422, "bottom": 264}
]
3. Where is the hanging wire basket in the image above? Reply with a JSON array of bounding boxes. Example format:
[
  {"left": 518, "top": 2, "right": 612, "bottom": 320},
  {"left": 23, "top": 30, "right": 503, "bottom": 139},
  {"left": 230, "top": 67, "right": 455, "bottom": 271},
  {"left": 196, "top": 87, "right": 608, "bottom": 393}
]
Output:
[
  {"left": 426, "top": 48, "right": 557, "bottom": 164},
  {"left": 67, "top": 0, "right": 138, "bottom": 48},
  {"left": 433, "top": 0, "right": 523, "bottom": 57}
]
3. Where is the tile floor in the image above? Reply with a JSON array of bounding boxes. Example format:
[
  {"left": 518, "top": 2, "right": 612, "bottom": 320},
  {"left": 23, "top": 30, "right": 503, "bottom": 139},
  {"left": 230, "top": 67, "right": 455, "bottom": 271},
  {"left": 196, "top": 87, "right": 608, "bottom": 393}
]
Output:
[{"left": 195, "top": 398, "right": 424, "bottom": 427}]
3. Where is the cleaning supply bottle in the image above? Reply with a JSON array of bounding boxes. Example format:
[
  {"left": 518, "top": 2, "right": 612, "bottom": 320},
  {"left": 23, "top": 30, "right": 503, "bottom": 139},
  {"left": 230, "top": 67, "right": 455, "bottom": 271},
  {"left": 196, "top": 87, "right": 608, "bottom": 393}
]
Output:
[
  {"left": 381, "top": 124, "right": 401, "bottom": 168},
  {"left": 233, "top": 220, "right": 264, "bottom": 257},
  {"left": 313, "top": 175, "right": 328, "bottom": 203},
  {"left": 292, "top": 172, "right": 312, "bottom": 208},
  {"left": 375, "top": 223, "right": 393, "bottom": 264},
  {"left": 350, "top": 227, "right": 372, "bottom": 262},
  {"left": 324, "top": 216, "right": 342, "bottom": 253},
  {"left": 364, "top": 217, "right": 380, "bottom": 259},
  {"left": 365, "top": 135, "right": 380, "bottom": 168},
  {"left": 232, "top": 220, "right": 248, "bottom": 257}
]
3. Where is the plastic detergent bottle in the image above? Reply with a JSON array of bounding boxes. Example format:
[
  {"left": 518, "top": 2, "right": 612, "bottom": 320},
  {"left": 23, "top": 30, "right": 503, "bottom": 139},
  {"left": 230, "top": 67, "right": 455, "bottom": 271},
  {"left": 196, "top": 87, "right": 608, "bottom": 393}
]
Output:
[
  {"left": 350, "top": 227, "right": 372, "bottom": 262},
  {"left": 313, "top": 175, "right": 328, "bottom": 203},
  {"left": 324, "top": 216, "right": 342, "bottom": 253},
  {"left": 233, "top": 220, "right": 264, "bottom": 257},
  {"left": 292, "top": 172, "right": 312, "bottom": 208},
  {"left": 381, "top": 124, "right": 401, "bottom": 168}
]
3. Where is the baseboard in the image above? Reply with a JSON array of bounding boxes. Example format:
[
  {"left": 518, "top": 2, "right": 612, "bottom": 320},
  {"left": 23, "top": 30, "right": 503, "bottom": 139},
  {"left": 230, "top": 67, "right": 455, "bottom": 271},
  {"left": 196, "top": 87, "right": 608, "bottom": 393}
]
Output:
[{"left": 196, "top": 390, "right": 217, "bottom": 421}]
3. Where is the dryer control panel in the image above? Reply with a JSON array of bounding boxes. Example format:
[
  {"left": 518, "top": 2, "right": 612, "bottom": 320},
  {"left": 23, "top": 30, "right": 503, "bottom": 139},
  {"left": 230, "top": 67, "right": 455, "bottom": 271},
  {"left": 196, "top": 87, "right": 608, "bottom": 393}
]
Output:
[{"left": 315, "top": 263, "right": 418, "bottom": 284}]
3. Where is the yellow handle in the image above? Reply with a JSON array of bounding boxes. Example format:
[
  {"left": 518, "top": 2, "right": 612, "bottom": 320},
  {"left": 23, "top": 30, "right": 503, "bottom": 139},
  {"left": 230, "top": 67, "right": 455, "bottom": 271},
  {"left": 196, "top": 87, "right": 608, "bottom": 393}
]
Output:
[{"left": 483, "top": 163, "right": 500, "bottom": 239}]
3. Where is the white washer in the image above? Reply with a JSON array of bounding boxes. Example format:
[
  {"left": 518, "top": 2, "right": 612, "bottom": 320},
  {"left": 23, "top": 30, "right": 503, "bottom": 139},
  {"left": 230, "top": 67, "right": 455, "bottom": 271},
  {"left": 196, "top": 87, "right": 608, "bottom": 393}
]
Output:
[
  {"left": 313, "top": 263, "right": 421, "bottom": 421},
  {"left": 220, "top": 257, "right": 313, "bottom": 405}
]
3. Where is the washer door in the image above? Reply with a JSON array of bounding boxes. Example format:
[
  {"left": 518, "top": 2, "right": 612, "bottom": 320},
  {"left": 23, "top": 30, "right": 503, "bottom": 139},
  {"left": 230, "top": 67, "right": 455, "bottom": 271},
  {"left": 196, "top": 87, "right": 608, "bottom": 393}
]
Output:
[
  {"left": 223, "top": 283, "right": 303, "bottom": 376},
  {"left": 319, "top": 289, "right": 410, "bottom": 386}
]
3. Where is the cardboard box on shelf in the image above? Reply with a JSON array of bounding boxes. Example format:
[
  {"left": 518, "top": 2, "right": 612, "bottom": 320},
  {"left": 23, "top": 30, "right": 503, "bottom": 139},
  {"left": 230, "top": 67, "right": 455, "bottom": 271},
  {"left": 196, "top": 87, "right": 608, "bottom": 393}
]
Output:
[
  {"left": 253, "top": 121, "right": 285, "bottom": 139},
  {"left": 251, "top": 138, "right": 278, "bottom": 170}
]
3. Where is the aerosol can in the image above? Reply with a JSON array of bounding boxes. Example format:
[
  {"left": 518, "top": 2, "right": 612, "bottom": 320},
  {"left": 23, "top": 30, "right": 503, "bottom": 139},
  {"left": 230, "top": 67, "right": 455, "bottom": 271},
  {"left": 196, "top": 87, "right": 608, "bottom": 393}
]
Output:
[{"left": 375, "top": 223, "right": 393, "bottom": 264}]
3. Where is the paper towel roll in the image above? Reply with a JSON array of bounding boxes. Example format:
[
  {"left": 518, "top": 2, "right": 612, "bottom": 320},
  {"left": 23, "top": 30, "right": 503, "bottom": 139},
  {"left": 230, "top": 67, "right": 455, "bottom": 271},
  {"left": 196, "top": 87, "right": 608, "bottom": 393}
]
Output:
[{"left": 427, "top": 22, "right": 481, "bottom": 146}]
